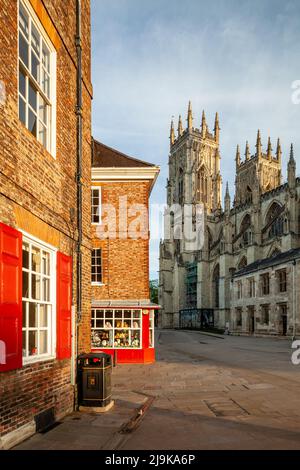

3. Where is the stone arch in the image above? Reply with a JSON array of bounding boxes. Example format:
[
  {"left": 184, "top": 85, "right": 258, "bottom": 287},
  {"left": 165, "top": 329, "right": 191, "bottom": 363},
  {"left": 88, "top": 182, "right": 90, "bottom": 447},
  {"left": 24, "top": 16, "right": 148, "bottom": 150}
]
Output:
[
  {"left": 240, "top": 213, "right": 252, "bottom": 246},
  {"left": 265, "top": 201, "right": 284, "bottom": 239}
]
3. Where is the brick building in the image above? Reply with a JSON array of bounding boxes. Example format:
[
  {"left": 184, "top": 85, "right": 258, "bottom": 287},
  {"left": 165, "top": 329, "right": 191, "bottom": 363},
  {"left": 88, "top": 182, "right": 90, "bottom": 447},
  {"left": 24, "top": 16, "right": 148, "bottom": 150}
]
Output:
[
  {"left": 0, "top": 0, "right": 92, "bottom": 448},
  {"left": 91, "top": 140, "right": 160, "bottom": 363}
]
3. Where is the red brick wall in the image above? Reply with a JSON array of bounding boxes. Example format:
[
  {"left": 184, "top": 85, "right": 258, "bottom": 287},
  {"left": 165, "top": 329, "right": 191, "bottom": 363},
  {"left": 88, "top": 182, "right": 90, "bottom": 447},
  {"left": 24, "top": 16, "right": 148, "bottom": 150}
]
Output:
[
  {"left": 92, "top": 181, "right": 151, "bottom": 301},
  {"left": 0, "top": 0, "right": 92, "bottom": 441}
]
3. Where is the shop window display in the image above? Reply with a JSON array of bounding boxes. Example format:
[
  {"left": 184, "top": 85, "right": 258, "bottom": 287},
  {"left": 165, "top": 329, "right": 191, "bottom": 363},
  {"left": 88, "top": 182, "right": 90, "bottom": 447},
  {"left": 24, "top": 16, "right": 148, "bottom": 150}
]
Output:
[{"left": 91, "top": 309, "right": 142, "bottom": 349}]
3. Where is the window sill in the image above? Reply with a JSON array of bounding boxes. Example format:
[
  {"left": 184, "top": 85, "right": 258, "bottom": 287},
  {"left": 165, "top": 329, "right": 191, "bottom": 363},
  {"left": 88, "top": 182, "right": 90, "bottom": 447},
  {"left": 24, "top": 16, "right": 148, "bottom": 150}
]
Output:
[
  {"left": 22, "top": 355, "right": 56, "bottom": 367},
  {"left": 92, "top": 282, "right": 105, "bottom": 286}
]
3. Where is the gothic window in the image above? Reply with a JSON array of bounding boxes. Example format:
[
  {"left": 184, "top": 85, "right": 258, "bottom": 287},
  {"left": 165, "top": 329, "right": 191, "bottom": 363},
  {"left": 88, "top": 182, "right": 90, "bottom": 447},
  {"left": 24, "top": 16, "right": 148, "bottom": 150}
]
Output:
[
  {"left": 240, "top": 214, "right": 252, "bottom": 246},
  {"left": 212, "top": 264, "right": 220, "bottom": 308},
  {"left": 178, "top": 168, "right": 183, "bottom": 204},
  {"left": 246, "top": 186, "right": 252, "bottom": 203},
  {"left": 265, "top": 202, "right": 284, "bottom": 239}
]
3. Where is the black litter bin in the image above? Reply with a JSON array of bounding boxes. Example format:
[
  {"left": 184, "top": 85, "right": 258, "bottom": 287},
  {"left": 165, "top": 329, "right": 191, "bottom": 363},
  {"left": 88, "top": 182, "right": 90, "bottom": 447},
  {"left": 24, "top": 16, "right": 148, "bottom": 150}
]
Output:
[{"left": 77, "top": 352, "right": 112, "bottom": 407}]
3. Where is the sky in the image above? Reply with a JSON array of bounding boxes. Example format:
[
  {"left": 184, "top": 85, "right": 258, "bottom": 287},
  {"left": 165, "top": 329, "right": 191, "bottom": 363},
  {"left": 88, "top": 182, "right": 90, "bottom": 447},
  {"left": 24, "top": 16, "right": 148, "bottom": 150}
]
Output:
[{"left": 91, "top": 0, "right": 300, "bottom": 279}]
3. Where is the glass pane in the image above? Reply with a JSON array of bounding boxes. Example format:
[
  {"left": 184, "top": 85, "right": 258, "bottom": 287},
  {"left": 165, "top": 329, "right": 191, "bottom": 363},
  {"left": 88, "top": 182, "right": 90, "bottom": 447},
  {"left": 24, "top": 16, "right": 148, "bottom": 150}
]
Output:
[
  {"left": 96, "top": 310, "right": 104, "bottom": 319},
  {"left": 22, "top": 271, "right": 29, "bottom": 298},
  {"left": 28, "top": 108, "right": 37, "bottom": 137},
  {"left": 31, "top": 51, "right": 40, "bottom": 82},
  {"left": 104, "top": 319, "right": 113, "bottom": 328},
  {"left": 29, "top": 302, "right": 38, "bottom": 327},
  {"left": 29, "top": 331, "right": 38, "bottom": 356},
  {"left": 28, "top": 81, "right": 37, "bottom": 111},
  {"left": 39, "top": 97, "right": 47, "bottom": 124},
  {"left": 132, "top": 319, "right": 140, "bottom": 329},
  {"left": 19, "top": 69, "right": 26, "bottom": 97},
  {"left": 22, "top": 301, "right": 27, "bottom": 327},
  {"left": 91, "top": 330, "right": 113, "bottom": 348},
  {"left": 131, "top": 331, "right": 141, "bottom": 348},
  {"left": 39, "top": 331, "right": 47, "bottom": 354},
  {"left": 42, "top": 251, "right": 50, "bottom": 275},
  {"left": 40, "top": 304, "right": 48, "bottom": 327},
  {"left": 96, "top": 319, "right": 103, "bottom": 328},
  {"left": 105, "top": 310, "right": 113, "bottom": 319},
  {"left": 31, "top": 274, "right": 41, "bottom": 300},
  {"left": 19, "top": 34, "right": 29, "bottom": 67},
  {"left": 42, "top": 43, "right": 50, "bottom": 72},
  {"left": 115, "top": 310, "right": 122, "bottom": 319},
  {"left": 42, "top": 70, "right": 50, "bottom": 97},
  {"left": 31, "top": 24, "right": 40, "bottom": 56},
  {"left": 42, "top": 278, "right": 50, "bottom": 302},
  {"left": 124, "top": 310, "right": 132, "bottom": 318},
  {"left": 22, "top": 242, "right": 29, "bottom": 269},
  {"left": 31, "top": 246, "right": 41, "bottom": 272},
  {"left": 19, "top": 96, "right": 26, "bottom": 125},
  {"left": 133, "top": 311, "right": 141, "bottom": 319},
  {"left": 19, "top": 4, "right": 29, "bottom": 38},
  {"left": 22, "top": 330, "right": 27, "bottom": 357},
  {"left": 114, "top": 329, "right": 130, "bottom": 348},
  {"left": 38, "top": 123, "right": 47, "bottom": 147}
]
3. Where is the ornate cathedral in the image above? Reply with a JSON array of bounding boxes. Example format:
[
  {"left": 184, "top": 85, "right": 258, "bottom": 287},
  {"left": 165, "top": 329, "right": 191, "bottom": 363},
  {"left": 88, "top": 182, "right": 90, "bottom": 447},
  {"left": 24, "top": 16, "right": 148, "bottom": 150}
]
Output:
[{"left": 159, "top": 103, "right": 300, "bottom": 337}]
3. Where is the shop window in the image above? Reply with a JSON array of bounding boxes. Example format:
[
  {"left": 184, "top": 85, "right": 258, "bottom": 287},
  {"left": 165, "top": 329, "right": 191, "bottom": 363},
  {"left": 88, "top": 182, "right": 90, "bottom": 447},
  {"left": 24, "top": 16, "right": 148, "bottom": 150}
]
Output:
[
  {"left": 91, "top": 309, "right": 142, "bottom": 349},
  {"left": 91, "top": 187, "right": 101, "bottom": 224},
  {"left": 149, "top": 310, "right": 155, "bottom": 347},
  {"left": 277, "top": 269, "right": 287, "bottom": 293},
  {"left": 91, "top": 248, "right": 102, "bottom": 284},
  {"left": 22, "top": 237, "right": 54, "bottom": 361},
  {"left": 18, "top": 0, "right": 56, "bottom": 155}
]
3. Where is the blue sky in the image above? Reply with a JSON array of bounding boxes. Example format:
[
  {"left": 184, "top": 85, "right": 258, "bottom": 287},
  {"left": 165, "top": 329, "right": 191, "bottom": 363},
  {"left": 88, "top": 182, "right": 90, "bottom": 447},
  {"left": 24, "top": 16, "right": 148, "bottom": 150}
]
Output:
[{"left": 91, "top": 0, "right": 300, "bottom": 279}]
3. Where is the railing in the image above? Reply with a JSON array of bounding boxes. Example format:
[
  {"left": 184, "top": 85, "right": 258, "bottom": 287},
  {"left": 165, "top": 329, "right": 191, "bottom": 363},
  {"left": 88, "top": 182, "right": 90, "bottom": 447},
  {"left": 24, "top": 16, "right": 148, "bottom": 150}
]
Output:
[{"left": 179, "top": 308, "right": 214, "bottom": 330}]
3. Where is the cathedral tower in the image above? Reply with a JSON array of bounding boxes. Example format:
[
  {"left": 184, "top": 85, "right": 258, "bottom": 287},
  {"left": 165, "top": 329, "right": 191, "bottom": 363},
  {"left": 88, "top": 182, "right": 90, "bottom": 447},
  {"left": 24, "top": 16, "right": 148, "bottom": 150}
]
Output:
[
  {"left": 167, "top": 102, "right": 222, "bottom": 213},
  {"left": 234, "top": 131, "right": 282, "bottom": 206}
]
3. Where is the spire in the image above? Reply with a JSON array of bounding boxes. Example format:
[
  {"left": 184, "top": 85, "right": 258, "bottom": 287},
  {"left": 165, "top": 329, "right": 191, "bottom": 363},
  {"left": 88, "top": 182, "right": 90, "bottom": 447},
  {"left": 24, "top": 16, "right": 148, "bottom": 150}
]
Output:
[
  {"left": 288, "top": 143, "right": 296, "bottom": 189},
  {"left": 256, "top": 130, "right": 262, "bottom": 158},
  {"left": 214, "top": 112, "right": 220, "bottom": 143},
  {"left": 201, "top": 110, "right": 207, "bottom": 138},
  {"left": 289, "top": 143, "right": 296, "bottom": 165},
  {"left": 267, "top": 137, "right": 272, "bottom": 160},
  {"left": 170, "top": 119, "right": 175, "bottom": 147},
  {"left": 187, "top": 101, "right": 193, "bottom": 130},
  {"left": 236, "top": 144, "right": 241, "bottom": 167},
  {"left": 276, "top": 138, "right": 282, "bottom": 161},
  {"left": 245, "top": 141, "right": 250, "bottom": 161},
  {"left": 224, "top": 182, "right": 231, "bottom": 214},
  {"left": 177, "top": 115, "right": 183, "bottom": 137}
]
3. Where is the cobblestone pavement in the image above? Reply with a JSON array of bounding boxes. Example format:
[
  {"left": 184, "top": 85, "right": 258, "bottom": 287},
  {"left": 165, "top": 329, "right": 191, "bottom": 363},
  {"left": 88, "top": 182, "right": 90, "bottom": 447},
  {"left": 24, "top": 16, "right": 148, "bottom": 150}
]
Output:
[{"left": 15, "top": 329, "right": 300, "bottom": 450}]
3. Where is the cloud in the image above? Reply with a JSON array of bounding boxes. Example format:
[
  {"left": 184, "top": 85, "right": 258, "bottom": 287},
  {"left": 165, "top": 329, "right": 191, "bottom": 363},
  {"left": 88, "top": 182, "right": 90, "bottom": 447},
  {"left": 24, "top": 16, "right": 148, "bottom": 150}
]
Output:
[{"left": 91, "top": 0, "right": 300, "bottom": 278}]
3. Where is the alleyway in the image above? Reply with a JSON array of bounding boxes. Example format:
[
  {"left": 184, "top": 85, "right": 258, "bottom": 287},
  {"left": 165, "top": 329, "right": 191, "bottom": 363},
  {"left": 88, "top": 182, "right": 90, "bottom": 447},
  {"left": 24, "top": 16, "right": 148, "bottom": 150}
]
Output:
[{"left": 16, "top": 330, "right": 300, "bottom": 450}]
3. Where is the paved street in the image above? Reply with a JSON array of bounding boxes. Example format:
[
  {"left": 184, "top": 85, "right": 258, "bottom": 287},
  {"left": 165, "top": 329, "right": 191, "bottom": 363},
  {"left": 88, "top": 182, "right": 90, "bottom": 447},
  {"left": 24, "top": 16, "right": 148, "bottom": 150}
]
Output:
[{"left": 16, "top": 329, "right": 300, "bottom": 450}]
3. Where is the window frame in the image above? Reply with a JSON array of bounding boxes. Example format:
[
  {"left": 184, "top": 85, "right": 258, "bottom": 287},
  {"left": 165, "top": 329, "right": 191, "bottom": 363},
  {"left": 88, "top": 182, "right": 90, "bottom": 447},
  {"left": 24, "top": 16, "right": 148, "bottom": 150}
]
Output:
[
  {"left": 91, "top": 186, "right": 102, "bottom": 225},
  {"left": 21, "top": 231, "right": 57, "bottom": 365},
  {"left": 91, "top": 248, "right": 103, "bottom": 285},
  {"left": 18, "top": 0, "right": 57, "bottom": 157},
  {"left": 91, "top": 309, "right": 143, "bottom": 350},
  {"left": 277, "top": 269, "right": 287, "bottom": 293},
  {"left": 260, "top": 273, "right": 270, "bottom": 296}
]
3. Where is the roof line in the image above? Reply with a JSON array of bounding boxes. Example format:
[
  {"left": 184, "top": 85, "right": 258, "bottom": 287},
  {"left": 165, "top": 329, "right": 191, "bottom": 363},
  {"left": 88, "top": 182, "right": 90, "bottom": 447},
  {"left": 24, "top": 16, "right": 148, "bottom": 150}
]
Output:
[{"left": 93, "top": 138, "right": 157, "bottom": 167}]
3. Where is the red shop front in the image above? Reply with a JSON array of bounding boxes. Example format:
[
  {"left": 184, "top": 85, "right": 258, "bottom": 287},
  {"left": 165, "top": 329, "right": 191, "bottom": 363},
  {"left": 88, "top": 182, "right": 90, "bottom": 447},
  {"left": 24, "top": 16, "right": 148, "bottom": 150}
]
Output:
[{"left": 91, "top": 302, "right": 160, "bottom": 363}]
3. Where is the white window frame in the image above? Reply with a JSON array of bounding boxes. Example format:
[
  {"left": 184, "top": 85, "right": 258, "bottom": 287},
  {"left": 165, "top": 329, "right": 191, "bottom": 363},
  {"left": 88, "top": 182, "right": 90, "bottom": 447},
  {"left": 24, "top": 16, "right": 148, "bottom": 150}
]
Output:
[
  {"left": 91, "top": 248, "right": 103, "bottom": 285},
  {"left": 149, "top": 310, "right": 155, "bottom": 348},
  {"left": 91, "top": 309, "right": 142, "bottom": 350},
  {"left": 91, "top": 186, "right": 101, "bottom": 225},
  {"left": 21, "top": 231, "right": 56, "bottom": 364},
  {"left": 18, "top": 0, "right": 57, "bottom": 157}
]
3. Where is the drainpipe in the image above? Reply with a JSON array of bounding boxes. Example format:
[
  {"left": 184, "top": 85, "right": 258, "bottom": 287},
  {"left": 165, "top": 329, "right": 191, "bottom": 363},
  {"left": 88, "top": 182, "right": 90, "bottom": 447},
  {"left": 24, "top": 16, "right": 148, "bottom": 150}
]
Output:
[
  {"left": 76, "top": 0, "right": 83, "bottom": 326},
  {"left": 74, "top": 0, "right": 83, "bottom": 404}
]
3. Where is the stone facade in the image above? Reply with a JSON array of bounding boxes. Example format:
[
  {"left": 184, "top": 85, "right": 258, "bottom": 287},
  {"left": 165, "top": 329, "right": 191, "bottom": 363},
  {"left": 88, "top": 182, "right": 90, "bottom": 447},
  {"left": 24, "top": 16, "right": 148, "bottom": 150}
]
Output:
[
  {"left": 0, "top": 0, "right": 92, "bottom": 448},
  {"left": 159, "top": 103, "right": 300, "bottom": 336}
]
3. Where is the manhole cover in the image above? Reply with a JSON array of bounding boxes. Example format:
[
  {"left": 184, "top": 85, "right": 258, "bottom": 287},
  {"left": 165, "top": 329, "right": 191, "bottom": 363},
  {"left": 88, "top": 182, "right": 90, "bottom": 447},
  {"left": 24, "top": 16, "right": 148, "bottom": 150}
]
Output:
[{"left": 204, "top": 398, "right": 249, "bottom": 417}]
